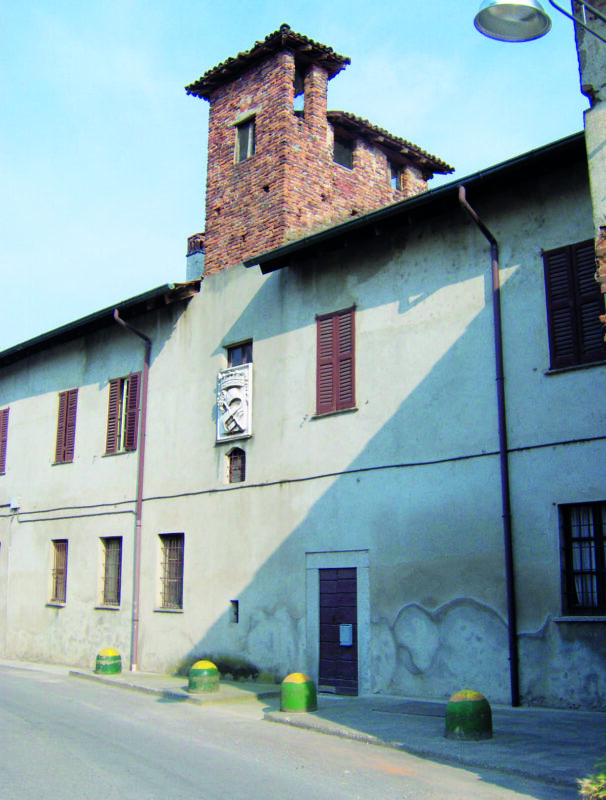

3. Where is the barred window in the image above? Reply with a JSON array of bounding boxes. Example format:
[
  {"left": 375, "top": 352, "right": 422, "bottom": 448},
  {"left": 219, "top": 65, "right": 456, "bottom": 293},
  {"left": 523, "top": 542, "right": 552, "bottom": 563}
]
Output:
[
  {"left": 229, "top": 448, "right": 246, "bottom": 483},
  {"left": 561, "top": 502, "right": 606, "bottom": 615},
  {"left": 159, "top": 534, "right": 184, "bottom": 610},
  {"left": 50, "top": 540, "right": 68, "bottom": 603},
  {"left": 101, "top": 537, "right": 122, "bottom": 606}
]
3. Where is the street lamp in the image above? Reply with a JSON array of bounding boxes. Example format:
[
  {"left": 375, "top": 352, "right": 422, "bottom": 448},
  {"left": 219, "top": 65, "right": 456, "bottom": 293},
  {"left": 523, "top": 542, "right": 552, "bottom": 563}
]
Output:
[{"left": 474, "top": 0, "right": 606, "bottom": 43}]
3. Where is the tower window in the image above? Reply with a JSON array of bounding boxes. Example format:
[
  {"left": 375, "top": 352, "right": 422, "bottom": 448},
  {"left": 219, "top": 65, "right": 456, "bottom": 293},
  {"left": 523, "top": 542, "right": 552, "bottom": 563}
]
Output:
[
  {"left": 390, "top": 162, "right": 402, "bottom": 191},
  {"left": 294, "top": 64, "right": 306, "bottom": 116},
  {"left": 333, "top": 135, "right": 354, "bottom": 169},
  {"left": 236, "top": 118, "right": 255, "bottom": 162}
]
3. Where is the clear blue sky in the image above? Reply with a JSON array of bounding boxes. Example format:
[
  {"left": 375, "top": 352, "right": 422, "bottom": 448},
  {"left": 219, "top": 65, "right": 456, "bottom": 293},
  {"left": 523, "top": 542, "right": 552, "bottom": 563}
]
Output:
[{"left": 0, "top": 0, "right": 587, "bottom": 351}]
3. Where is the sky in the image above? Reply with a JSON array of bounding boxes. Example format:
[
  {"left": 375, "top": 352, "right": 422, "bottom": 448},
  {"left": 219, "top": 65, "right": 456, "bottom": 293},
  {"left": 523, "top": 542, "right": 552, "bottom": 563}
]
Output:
[{"left": 0, "top": 0, "right": 588, "bottom": 351}]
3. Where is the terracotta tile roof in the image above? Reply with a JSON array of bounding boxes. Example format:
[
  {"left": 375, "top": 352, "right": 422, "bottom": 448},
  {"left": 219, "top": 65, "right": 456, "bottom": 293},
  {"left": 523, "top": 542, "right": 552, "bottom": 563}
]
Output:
[
  {"left": 328, "top": 111, "right": 454, "bottom": 175},
  {"left": 185, "top": 24, "right": 350, "bottom": 99}
]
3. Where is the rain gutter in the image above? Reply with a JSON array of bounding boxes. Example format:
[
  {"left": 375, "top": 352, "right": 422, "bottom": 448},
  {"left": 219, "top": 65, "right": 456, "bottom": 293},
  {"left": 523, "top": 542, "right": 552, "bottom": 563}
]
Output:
[
  {"left": 113, "top": 310, "right": 151, "bottom": 673},
  {"left": 458, "top": 186, "right": 520, "bottom": 708}
]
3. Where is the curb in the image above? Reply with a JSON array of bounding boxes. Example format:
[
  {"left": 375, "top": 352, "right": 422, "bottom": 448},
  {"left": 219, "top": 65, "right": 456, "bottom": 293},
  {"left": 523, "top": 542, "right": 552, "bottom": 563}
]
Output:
[
  {"left": 69, "top": 670, "right": 280, "bottom": 706},
  {"left": 262, "top": 710, "right": 575, "bottom": 790}
]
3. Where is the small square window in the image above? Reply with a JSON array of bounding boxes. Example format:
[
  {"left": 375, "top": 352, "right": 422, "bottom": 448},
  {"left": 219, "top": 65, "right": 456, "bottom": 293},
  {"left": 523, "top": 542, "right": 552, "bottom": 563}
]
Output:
[
  {"left": 236, "top": 118, "right": 255, "bottom": 162},
  {"left": 333, "top": 135, "right": 354, "bottom": 169},
  {"left": 227, "top": 341, "right": 253, "bottom": 367}
]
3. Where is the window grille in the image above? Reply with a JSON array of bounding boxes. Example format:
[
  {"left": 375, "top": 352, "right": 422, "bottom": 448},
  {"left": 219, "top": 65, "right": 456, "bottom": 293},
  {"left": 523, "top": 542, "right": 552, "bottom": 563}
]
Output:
[
  {"left": 51, "top": 540, "right": 68, "bottom": 603},
  {"left": 160, "top": 534, "right": 184, "bottom": 609},
  {"left": 102, "top": 537, "right": 122, "bottom": 606},
  {"left": 229, "top": 448, "right": 246, "bottom": 483},
  {"left": 561, "top": 502, "right": 606, "bottom": 615}
]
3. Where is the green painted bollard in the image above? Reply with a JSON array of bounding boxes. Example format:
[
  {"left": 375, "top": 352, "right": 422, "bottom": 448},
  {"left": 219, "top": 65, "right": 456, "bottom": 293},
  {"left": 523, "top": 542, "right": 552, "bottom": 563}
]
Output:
[
  {"left": 280, "top": 673, "right": 317, "bottom": 713},
  {"left": 445, "top": 689, "right": 493, "bottom": 740},
  {"left": 188, "top": 660, "right": 220, "bottom": 693},
  {"left": 95, "top": 648, "right": 122, "bottom": 675}
]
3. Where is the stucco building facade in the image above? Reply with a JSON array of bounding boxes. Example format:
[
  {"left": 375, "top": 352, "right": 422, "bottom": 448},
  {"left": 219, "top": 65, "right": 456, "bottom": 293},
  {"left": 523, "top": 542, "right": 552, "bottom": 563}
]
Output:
[{"left": 1, "top": 27, "right": 605, "bottom": 709}]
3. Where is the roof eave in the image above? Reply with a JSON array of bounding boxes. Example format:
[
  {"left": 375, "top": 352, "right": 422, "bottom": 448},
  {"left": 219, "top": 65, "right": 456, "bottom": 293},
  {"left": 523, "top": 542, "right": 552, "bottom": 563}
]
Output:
[
  {"left": 0, "top": 280, "right": 201, "bottom": 369},
  {"left": 244, "top": 132, "right": 586, "bottom": 275}
]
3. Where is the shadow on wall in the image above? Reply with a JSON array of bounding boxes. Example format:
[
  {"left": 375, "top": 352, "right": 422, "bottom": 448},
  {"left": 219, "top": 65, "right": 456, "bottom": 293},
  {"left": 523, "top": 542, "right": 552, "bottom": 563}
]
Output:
[{"left": 143, "top": 218, "right": 527, "bottom": 705}]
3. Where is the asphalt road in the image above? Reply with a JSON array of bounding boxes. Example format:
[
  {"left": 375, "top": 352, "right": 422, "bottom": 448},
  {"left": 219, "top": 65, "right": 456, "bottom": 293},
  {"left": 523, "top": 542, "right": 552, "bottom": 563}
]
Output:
[{"left": 0, "top": 666, "right": 574, "bottom": 800}]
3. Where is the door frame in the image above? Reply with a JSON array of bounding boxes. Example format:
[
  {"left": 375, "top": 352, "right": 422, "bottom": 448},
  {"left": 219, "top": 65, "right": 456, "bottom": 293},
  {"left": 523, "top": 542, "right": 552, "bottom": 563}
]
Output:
[{"left": 305, "top": 550, "right": 370, "bottom": 694}]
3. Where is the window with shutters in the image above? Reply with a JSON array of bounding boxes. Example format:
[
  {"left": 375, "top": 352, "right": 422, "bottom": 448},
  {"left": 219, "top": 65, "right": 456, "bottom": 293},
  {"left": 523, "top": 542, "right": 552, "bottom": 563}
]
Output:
[
  {"left": 100, "top": 537, "right": 122, "bottom": 607},
  {"left": 316, "top": 307, "right": 356, "bottom": 415},
  {"left": 543, "top": 240, "right": 606, "bottom": 370},
  {"left": 50, "top": 539, "right": 68, "bottom": 604},
  {"left": 0, "top": 407, "right": 9, "bottom": 475},
  {"left": 55, "top": 389, "right": 78, "bottom": 464},
  {"left": 105, "top": 373, "right": 141, "bottom": 454},
  {"left": 560, "top": 502, "right": 606, "bottom": 616},
  {"left": 158, "top": 533, "right": 184, "bottom": 610}
]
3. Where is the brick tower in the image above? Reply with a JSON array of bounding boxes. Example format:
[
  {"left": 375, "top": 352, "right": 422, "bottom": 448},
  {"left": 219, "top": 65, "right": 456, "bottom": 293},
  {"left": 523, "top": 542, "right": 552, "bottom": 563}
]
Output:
[{"left": 186, "top": 25, "right": 453, "bottom": 275}]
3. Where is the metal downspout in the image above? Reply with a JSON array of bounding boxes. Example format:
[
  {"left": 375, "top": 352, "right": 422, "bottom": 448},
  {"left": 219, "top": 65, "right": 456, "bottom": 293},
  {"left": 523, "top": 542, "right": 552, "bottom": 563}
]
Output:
[
  {"left": 113, "top": 310, "right": 151, "bottom": 673},
  {"left": 458, "top": 187, "right": 520, "bottom": 707}
]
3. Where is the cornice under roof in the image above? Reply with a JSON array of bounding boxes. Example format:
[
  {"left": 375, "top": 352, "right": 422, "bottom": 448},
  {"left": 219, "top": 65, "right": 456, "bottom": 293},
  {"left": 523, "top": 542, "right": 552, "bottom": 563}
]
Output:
[
  {"left": 185, "top": 24, "right": 350, "bottom": 100},
  {"left": 0, "top": 281, "right": 201, "bottom": 369},
  {"left": 328, "top": 111, "right": 453, "bottom": 175}
]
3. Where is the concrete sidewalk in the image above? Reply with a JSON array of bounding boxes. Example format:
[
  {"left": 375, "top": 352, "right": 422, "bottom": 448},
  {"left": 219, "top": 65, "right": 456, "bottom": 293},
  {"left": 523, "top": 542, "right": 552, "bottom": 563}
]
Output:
[{"left": 3, "top": 659, "right": 604, "bottom": 793}]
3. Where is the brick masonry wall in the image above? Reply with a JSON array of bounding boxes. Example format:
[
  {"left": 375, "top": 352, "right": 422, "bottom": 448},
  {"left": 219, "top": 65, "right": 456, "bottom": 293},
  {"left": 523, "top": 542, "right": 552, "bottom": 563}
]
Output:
[{"left": 203, "top": 51, "right": 429, "bottom": 274}]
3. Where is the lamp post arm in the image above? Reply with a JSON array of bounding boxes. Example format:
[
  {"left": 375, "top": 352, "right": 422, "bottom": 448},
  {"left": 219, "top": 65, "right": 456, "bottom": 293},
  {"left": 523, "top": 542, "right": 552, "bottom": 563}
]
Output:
[{"left": 547, "top": 0, "right": 606, "bottom": 43}]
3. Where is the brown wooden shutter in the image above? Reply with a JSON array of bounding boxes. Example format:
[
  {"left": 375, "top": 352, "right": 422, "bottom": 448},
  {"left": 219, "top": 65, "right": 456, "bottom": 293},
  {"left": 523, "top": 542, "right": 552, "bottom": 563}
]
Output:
[
  {"left": 0, "top": 407, "right": 9, "bottom": 474},
  {"left": 316, "top": 308, "right": 355, "bottom": 414},
  {"left": 124, "top": 372, "right": 141, "bottom": 451},
  {"left": 544, "top": 245, "right": 578, "bottom": 369},
  {"left": 336, "top": 309, "right": 355, "bottom": 410},
  {"left": 544, "top": 240, "right": 605, "bottom": 369},
  {"left": 317, "top": 315, "right": 336, "bottom": 414},
  {"left": 55, "top": 391, "right": 68, "bottom": 463},
  {"left": 105, "top": 379, "right": 120, "bottom": 454},
  {"left": 574, "top": 240, "right": 606, "bottom": 364},
  {"left": 64, "top": 389, "right": 78, "bottom": 462}
]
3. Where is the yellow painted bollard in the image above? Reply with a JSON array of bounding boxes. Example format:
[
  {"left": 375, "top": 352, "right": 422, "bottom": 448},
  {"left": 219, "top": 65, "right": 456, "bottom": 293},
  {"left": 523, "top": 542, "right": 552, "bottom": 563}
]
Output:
[
  {"left": 444, "top": 689, "right": 493, "bottom": 740},
  {"left": 280, "top": 673, "right": 317, "bottom": 712},
  {"left": 95, "top": 648, "right": 122, "bottom": 675},
  {"left": 188, "top": 660, "right": 220, "bottom": 693}
]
